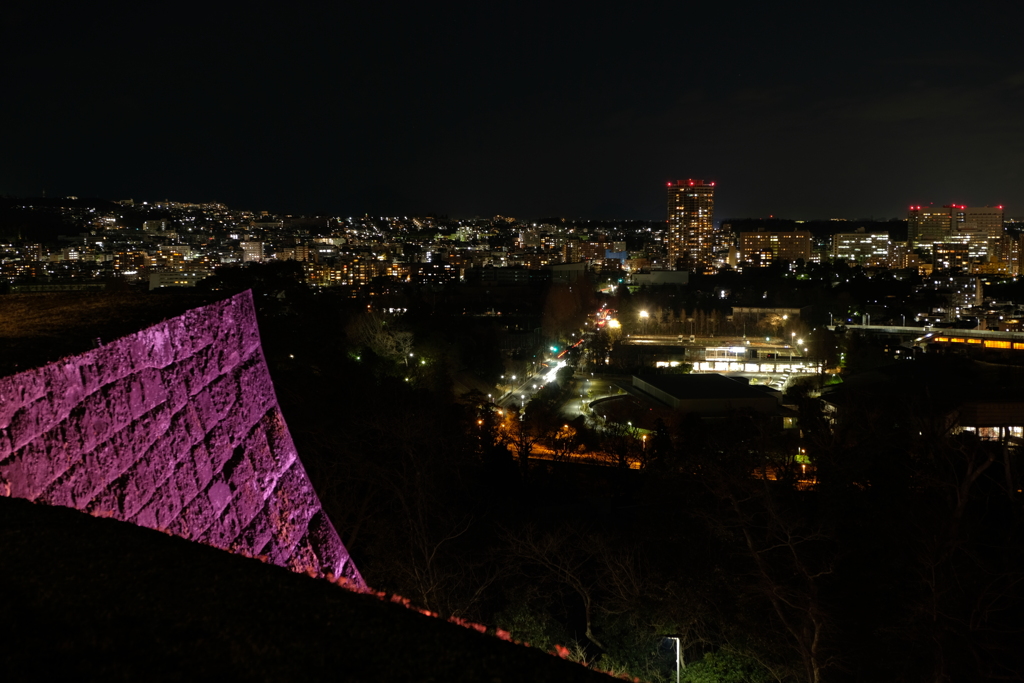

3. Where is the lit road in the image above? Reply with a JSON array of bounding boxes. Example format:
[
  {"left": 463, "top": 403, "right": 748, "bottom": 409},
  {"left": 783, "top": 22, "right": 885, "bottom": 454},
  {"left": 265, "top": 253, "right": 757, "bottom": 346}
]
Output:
[{"left": 496, "top": 360, "right": 566, "bottom": 408}]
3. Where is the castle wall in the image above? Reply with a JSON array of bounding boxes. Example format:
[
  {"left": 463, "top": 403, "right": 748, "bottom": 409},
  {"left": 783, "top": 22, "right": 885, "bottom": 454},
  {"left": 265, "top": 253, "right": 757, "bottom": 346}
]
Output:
[{"left": 0, "top": 291, "right": 363, "bottom": 586}]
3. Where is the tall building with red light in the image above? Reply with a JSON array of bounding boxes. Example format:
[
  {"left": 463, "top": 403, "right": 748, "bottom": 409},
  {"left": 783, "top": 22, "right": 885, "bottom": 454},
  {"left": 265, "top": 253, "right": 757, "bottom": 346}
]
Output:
[
  {"left": 908, "top": 205, "right": 956, "bottom": 251},
  {"left": 667, "top": 179, "right": 716, "bottom": 271},
  {"left": 909, "top": 204, "right": 1005, "bottom": 260}
]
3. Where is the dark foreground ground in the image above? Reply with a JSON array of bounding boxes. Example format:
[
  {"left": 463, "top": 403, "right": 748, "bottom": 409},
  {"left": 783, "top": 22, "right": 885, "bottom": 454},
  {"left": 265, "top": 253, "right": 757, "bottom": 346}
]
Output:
[{"left": 0, "top": 496, "right": 610, "bottom": 682}]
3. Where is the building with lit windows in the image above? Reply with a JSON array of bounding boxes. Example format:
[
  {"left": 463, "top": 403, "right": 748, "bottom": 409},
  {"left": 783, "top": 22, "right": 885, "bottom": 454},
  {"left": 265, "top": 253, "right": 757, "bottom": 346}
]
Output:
[
  {"left": 667, "top": 179, "right": 715, "bottom": 271},
  {"left": 909, "top": 205, "right": 954, "bottom": 252},
  {"left": 240, "top": 241, "right": 264, "bottom": 263},
  {"left": 832, "top": 230, "right": 890, "bottom": 266},
  {"left": 738, "top": 231, "right": 811, "bottom": 268},
  {"left": 909, "top": 204, "right": 1004, "bottom": 259},
  {"left": 148, "top": 270, "right": 212, "bottom": 290},
  {"left": 933, "top": 243, "right": 971, "bottom": 272}
]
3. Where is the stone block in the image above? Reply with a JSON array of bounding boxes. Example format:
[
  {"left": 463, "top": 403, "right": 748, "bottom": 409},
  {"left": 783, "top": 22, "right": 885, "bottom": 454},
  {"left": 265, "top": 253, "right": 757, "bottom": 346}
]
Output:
[
  {"left": 8, "top": 398, "right": 47, "bottom": 453},
  {"left": 134, "top": 327, "right": 176, "bottom": 370},
  {"left": 4, "top": 441, "right": 52, "bottom": 500},
  {"left": 190, "top": 442, "right": 214, "bottom": 489},
  {"left": 229, "top": 478, "right": 264, "bottom": 531},
  {"left": 107, "top": 469, "right": 147, "bottom": 519},
  {"left": 212, "top": 340, "right": 238, "bottom": 379},
  {"left": 285, "top": 535, "right": 319, "bottom": 574},
  {"left": 238, "top": 360, "right": 274, "bottom": 416},
  {"left": 131, "top": 498, "right": 160, "bottom": 530},
  {"left": 170, "top": 457, "right": 200, "bottom": 505},
  {"left": 82, "top": 441, "right": 125, "bottom": 495},
  {"left": 68, "top": 456, "right": 109, "bottom": 509},
  {"left": 77, "top": 392, "right": 115, "bottom": 452},
  {"left": 146, "top": 478, "right": 185, "bottom": 529},
  {"left": 123, "top": 445, "right": 174, "bottom": 507},
  {"left": 52, "top": 415, "right": 85, "bottom": 458},
  {"left": 38, "top": 465, "right": 77, "bottom": 508},
  {"left": 0, "top": 368, "right": 47, "bottom": 429},
  {"left": 205, "top": 372, "right": 239, "bottom": 423},
  {"left": 164, "top": 369, "right": 192, "bottom": 415},
  {"left": 89, "top": 343, "right": 132, "bottom": 390},
  {"left": 131, "top": 367, "right": 169, "bottom": 420},
  {"left": 85, "top": 488, "right": 123, "bottom": 518},
  {"left": 206, "top": 476, "right": 233, "bottom": 516},
  {"left": 202, "top": 503, "right": 242, "bottom": 549},
  {"left": 189, "top": 387, "right": 217, "bottom": 435},
  {"left": 224, "top": 449, "right": 255, "bottom": 492},
  {"left": 41, "top": 363, "right": 82, "bottom": 424},
  {"left": 262, "top": 409, "right": 298, "bottom": 470},
  {"left": 77, "top": 359, "right": 104, "bottom": 398},
  {"left": 241, "top": 427, "right": 278, "bottom": 485},
  {"left": 236, "top": 506, "right": 275, "bottom": 556},
  {"left": 0, "top": 427, "right": 12, "bottom": 463},
  {"left": 179, "top": 488, "right": 217, "bottom": 540},
  {"left": 205, "top": 423, "right": 237, "bottom": 472}
]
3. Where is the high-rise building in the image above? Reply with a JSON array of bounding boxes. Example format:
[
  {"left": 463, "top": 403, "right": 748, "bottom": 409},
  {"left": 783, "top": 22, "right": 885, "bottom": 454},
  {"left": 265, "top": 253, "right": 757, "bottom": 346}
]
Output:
[
  {"left": 908, "top": 204, "right": 1004, "bottom": 259},
  {"left": 667, "top": 179, "right": 716, "bottom": 271},
  {"left": 963, "top": 205, "right": 1005, "bottom": 260},
  {"left": 908, "top": 205, "right": 955, "bottom": 251}
]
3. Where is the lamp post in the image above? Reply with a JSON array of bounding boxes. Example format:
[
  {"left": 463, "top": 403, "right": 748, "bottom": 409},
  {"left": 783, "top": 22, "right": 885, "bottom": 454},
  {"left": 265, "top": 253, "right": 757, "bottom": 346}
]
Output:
[{"left": 663, "top": 636, "right": 681, "bottom": 683}]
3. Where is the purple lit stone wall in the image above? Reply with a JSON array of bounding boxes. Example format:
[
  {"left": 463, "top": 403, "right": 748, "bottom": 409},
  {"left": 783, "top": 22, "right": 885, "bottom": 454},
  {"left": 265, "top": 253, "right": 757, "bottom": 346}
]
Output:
[{"left": 0, "top": 291, "right": 363, "bottom": 587}]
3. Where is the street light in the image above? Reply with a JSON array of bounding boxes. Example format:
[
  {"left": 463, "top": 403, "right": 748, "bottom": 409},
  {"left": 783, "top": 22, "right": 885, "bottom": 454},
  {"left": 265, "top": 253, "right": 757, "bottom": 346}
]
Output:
[{"left": 663, "top": 636, "right": 681, "bottom": 683}]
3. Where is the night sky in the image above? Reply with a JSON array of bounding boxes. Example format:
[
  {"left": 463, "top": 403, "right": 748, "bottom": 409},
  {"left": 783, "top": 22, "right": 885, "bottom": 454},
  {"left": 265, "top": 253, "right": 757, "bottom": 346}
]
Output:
[{"left": 4, "top": 1, "right": 1024, "bottom": 220}]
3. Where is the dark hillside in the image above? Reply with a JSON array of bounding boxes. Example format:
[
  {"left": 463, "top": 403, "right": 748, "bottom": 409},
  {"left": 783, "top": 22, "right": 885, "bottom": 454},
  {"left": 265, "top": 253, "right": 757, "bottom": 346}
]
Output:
[{"left": 0, "top": 496, "right": 609, "bottom": 682}]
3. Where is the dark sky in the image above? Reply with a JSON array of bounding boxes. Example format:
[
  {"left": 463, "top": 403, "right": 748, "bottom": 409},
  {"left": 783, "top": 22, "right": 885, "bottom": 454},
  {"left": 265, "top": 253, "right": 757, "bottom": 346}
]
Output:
[{"left": 4, "top": 1, "right": 1024, "bottom": 220}]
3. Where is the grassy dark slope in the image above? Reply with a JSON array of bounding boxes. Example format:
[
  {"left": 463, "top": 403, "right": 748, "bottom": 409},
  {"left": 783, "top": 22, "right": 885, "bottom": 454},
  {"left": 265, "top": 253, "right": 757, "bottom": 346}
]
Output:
[
  {"left": 0, "top": 496, "right": 608, "bottom": 682},
  {"left": 0, "top": 291, "right": 220, "bottom": 378}
]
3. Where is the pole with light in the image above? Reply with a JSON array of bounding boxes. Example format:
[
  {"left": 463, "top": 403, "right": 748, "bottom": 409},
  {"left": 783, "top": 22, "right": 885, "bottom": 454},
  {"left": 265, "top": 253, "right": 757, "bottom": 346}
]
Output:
[{"left": 661, "top": 635, "right": 682, "bottom": 683}]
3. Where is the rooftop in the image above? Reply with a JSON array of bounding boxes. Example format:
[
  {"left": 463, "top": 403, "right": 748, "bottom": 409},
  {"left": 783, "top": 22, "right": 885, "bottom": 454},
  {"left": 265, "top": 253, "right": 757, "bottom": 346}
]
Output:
[{"left": 636, "top": 373, "right": 778, "bottom": 401}]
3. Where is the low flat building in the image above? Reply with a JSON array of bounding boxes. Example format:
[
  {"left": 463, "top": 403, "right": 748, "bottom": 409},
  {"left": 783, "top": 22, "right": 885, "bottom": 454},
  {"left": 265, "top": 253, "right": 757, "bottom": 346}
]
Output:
[{"left": 632, "top": 373, "right": 783, "bottom": 415}]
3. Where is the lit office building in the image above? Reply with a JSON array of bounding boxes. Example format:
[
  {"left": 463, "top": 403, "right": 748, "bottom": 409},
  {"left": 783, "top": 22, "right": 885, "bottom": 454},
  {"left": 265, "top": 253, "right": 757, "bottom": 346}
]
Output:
[
  {"left": 832, "top": 230, "right": 890, "bottom": 266},
  {"left": 738, "top": 231, "right": 812, "bottom": 268}
]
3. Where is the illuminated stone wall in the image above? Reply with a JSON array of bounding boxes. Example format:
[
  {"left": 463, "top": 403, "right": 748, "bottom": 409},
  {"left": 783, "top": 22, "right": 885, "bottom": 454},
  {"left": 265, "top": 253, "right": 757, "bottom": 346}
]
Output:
[{"left": 0, "top": 291, "right": 363, "bottom": 587}]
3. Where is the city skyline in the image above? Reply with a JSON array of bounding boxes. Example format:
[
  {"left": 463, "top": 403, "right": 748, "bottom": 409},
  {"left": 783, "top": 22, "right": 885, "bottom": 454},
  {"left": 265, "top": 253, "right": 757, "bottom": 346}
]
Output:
[{"left": 3, "top": 3, "right": 1023, "bottom": 219}]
